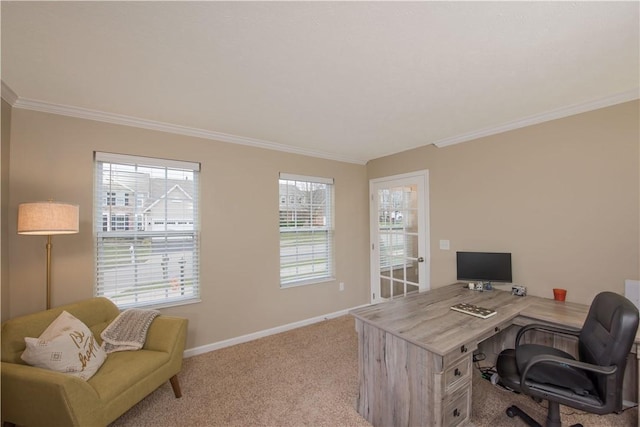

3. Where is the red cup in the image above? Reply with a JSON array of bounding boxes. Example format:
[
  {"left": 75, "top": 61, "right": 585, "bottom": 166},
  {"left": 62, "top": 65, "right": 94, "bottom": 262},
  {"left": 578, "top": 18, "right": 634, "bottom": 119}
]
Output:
[{"left": 553, "top": 288, "right": 567, "bottom": 301}]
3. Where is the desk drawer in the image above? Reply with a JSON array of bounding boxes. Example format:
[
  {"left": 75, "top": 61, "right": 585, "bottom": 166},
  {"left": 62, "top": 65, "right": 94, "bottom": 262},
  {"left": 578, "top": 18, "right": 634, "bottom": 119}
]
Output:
[
  {"left": 444, "top": 356, "right": 471, "bottom": 392},
  {"left": 443, "top": 341, "right": 476, "bottom": 367},
  {"left": 443, "top": 386, "right": 470, "bottom": 427},
  {"left": 475, "top": 322, "right": 510, "bottom": 344}
]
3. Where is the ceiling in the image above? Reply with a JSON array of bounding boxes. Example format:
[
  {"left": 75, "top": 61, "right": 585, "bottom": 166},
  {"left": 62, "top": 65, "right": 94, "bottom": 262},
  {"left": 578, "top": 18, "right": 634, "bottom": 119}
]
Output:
[{"left": 2, "top": 2, "right": 638, "bottom": 164}]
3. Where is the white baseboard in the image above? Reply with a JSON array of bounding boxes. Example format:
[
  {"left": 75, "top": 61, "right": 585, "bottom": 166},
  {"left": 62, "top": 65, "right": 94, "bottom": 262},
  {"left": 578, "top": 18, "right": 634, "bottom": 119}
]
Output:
[{"left": 183, "top": 303, "right": 370, "bottom": 358}]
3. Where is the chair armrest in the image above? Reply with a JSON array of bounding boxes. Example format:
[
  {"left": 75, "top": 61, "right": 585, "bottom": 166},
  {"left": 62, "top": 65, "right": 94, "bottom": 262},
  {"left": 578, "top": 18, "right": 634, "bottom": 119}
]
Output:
[
  {"left": 142, "top": 316, "right": 188, "bottom": 354},
  {"left": 519, "top": 353, "right": 616, "bottom": 395},
  {"left": 515, "top": 323, "right": 581, "bottom": 347},
  {"left": 1, "top": 362, "right": 102, "bottom": 426}
]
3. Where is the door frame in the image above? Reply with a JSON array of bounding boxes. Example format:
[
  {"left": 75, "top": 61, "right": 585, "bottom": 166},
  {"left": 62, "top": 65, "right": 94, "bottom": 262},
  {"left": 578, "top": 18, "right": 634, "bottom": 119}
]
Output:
[{"left": 369, "top": 170, "right": 430, "bottom": 303}]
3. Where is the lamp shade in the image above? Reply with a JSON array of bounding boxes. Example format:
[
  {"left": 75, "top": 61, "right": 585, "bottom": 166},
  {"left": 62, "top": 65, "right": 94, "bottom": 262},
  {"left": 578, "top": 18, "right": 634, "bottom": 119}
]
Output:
[{"left": 17, "top": 202, "right": 79, "bottom": 235}]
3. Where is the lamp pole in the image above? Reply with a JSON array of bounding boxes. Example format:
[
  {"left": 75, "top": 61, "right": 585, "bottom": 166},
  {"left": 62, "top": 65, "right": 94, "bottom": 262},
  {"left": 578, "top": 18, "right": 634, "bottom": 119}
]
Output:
[{"left": 46, "top": 235, "right": 52, "bottom": 309}]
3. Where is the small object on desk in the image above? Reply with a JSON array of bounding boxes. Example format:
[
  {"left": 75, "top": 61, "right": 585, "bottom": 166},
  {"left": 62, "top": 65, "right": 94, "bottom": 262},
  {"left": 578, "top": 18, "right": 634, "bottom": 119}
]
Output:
[
  {"left": 467, "top": 281, "right": 492, "bottom": 291},
  {"left": 553, "top": 288, "right": 567, "bottom": 301},
  {"left": 512, "top": 285, "right": 527, "bottom": 296},
  {"left": 450, "top": 303, "right": 497, "bottom": 319}
]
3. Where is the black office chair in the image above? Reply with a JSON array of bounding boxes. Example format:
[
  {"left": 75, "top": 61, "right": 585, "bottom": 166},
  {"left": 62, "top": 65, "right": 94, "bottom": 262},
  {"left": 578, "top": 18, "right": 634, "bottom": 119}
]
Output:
[{"left": 496, "top": 291, "right": 639, "bottom": 427}]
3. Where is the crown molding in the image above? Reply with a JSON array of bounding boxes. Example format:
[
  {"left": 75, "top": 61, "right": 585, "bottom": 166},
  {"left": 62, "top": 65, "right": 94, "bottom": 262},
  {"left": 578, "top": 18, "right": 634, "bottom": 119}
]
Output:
[
  {"left": 2, "top": 82, "right": 366, "bottom": 165},
  {"left": 3, "top": 80, "right": 637, "bottom": 160},
  {"left": 433, "top": 89, "right": 640, "bottom": 148},
  {"left": 1, "top": 81, "right": 18, "bottom": 105}
]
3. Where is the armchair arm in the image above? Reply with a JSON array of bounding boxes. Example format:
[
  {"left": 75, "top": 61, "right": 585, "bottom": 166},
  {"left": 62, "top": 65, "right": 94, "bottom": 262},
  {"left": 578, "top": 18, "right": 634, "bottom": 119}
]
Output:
[
  {"left": 1, "top": 362, "right": 102, "bottom": 427},
  {"left": 519, "top": 353, "right": 616, "bottom": 396},
  {"left": 515, "top": 323, "right": 581, "bottom": 348},
  {"left": 142, "top": 316, "right": 188, "bottom": 354}
]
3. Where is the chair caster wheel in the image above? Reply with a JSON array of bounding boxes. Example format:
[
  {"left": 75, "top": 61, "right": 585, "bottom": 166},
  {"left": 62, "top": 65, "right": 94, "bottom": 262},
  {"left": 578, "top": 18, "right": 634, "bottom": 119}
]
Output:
[{"left": 506, "top": 406, "right": 517, "bottom": 418}]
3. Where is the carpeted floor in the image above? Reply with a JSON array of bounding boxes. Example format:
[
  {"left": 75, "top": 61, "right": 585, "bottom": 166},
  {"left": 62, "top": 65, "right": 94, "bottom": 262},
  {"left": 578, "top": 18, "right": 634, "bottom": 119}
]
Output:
[{"left": 111, "top": 315, "right": 637, "bottom": 426}]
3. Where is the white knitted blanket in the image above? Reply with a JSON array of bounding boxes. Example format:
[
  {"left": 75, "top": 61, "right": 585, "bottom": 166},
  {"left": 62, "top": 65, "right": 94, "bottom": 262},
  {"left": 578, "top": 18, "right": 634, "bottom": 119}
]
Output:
[{"left": 101, "top": 308, "right": 160, "bottom": 354}]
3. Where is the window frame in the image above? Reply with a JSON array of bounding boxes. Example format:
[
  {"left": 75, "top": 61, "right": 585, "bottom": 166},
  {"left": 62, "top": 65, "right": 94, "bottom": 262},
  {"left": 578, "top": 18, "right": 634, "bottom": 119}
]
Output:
[
  {"left": 94, "top": 152, "right": 201, "bottom": 309},
  {"left": 279, "top": 173, "right": 335, "bottom": 288}
]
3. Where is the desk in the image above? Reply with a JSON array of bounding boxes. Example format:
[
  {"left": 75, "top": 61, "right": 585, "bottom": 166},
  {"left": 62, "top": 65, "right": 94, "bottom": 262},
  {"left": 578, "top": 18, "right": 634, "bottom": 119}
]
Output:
[{"left": 350, "top": 283, "right": 640, "bottom": 427}]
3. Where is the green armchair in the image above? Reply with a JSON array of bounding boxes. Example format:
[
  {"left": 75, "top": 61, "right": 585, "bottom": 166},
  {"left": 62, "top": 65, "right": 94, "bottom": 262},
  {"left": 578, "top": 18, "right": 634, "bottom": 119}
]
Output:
[{"left": 1, "top": 297, "right": 188, "bottom": 427}]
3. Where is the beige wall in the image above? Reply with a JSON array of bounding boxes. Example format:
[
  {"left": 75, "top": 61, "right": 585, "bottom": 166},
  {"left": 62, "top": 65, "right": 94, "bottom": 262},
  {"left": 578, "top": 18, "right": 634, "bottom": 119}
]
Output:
[
  {"left": 368, "top": 100, "right": 640, "bottom": 305},
  {"left": 6, "top": 109, "right": 370, "bottom": 349},
  {"left": 1, "top": 100, "right": 12, "bottom": 321},
  {"left": 4, "top": 100, "right": 638, "bottom": 348}
]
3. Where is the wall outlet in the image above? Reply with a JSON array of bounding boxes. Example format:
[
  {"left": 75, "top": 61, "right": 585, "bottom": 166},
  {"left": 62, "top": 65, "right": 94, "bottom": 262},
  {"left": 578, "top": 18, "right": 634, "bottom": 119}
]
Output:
[
  {"left": 339, "top": 282, "right": 345, "bottom": 291},
  {"left": 439, "top": 240, "right": 450, "bottom": 250}
]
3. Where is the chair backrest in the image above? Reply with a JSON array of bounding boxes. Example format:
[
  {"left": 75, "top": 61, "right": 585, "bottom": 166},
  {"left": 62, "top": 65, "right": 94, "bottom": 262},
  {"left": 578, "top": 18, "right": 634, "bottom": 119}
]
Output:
[
  {"left": 578, "top": 291, "right": 639, "bottom": 403},
  {"left": 1, "top": 297, "right": 120, "bottom": 364}
]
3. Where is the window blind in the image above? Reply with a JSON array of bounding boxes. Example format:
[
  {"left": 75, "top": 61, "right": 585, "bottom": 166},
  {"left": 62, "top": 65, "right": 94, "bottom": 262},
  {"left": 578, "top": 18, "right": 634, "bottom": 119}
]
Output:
[
  {"left": 279, "top": 173, "right": 334, "bottom": 287},
  {"left": 94, "top": 152, "right": 200, "bottom": 308}
]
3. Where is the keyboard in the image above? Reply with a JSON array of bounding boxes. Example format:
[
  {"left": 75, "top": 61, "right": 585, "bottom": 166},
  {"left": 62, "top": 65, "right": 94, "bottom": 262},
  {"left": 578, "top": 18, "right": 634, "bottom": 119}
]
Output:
[{"left": 450, "top": 303, "right": 497, "bottom": 319}]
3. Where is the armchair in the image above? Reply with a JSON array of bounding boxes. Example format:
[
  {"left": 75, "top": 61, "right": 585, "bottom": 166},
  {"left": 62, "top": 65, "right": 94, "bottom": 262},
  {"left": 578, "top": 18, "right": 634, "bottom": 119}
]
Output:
[
  {"left": 1, "top": 297, "right": 188, "bottom": 427},
  {"left": 496, "top": 291, "right": 639, "bottom": 427}
]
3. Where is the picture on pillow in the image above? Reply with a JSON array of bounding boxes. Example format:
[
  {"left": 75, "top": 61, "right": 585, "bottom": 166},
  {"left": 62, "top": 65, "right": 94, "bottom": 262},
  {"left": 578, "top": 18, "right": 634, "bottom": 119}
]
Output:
[{"left": 21, "top": 310, "right": 107, "bottom": 380}]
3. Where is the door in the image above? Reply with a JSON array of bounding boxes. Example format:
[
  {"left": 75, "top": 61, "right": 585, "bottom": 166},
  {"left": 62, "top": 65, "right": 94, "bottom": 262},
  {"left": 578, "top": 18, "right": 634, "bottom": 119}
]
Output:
[{"left": 370, "top": 171, "right": 429, "bottom": 303}]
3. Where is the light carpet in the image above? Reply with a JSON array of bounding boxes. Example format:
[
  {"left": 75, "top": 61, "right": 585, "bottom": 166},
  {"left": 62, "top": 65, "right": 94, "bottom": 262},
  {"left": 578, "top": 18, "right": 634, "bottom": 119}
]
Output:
[{"left": 110, "top": 315, "right": 637, "bottom": 426}]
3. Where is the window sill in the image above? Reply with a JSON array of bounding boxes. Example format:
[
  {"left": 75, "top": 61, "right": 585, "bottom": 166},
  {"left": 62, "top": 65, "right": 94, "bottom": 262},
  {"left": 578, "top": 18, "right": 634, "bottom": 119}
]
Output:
[
  {"left": 280, "top": 277, "right": 335, "bottom": 289},
  {"left": 114, "top": 297, "right": 202, "bottom": 311}
]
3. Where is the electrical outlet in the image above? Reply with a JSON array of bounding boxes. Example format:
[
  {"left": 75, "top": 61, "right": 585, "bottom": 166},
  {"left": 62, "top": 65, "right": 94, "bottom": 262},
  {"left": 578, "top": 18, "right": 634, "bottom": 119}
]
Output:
[{"left": 339, "top": 282, "right": 345, "bottom": 291}]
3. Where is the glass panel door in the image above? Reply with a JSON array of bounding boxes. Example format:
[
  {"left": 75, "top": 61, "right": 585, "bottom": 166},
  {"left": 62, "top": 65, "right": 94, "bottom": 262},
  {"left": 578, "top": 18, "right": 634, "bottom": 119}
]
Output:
[{"left": 371, "top": 171, "right": 429, "bottom": 303}]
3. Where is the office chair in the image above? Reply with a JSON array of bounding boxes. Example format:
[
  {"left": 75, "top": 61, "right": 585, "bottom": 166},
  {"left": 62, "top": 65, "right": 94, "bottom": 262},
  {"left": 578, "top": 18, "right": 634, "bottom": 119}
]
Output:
[{"left": 496, "top": 291, "right": 639, "bottom": 427}]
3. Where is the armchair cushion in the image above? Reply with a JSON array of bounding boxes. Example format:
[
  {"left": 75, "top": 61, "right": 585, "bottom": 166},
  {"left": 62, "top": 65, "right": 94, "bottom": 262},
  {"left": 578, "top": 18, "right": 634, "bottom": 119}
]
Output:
[{"left": 21, "top": 311, "right": 107, "bottom": 380}]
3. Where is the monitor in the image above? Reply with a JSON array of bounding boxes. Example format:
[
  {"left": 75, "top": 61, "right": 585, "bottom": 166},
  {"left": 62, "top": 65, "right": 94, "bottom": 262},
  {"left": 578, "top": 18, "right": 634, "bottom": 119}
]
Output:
[{"left": 456, "top": 251, "right": 512, "bottom": 283}]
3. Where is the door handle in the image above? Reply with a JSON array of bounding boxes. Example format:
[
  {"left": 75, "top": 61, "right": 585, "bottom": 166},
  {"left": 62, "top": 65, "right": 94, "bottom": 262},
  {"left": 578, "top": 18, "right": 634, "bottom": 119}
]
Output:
[{"left": 417, "top": 257, "right": 424, "bottom": 262}]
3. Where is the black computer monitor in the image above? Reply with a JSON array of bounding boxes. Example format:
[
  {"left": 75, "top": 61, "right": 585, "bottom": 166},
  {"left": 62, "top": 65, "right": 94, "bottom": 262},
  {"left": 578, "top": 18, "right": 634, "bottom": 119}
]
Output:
[{"left": 456, "top": 251, "right": 512, "bottom": 283}]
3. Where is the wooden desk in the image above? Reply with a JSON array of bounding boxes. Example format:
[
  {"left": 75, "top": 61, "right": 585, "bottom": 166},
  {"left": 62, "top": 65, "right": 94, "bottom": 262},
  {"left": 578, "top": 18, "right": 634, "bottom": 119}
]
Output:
[{"left": 350, "top": 283, "right": 640, "bottom": 427}]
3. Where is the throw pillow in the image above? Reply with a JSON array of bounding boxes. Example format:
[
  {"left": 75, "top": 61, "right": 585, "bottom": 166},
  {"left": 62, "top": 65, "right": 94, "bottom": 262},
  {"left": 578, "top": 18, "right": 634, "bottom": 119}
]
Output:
[{"left": 21, "top": 310, "right": 107, "bottom": 380}]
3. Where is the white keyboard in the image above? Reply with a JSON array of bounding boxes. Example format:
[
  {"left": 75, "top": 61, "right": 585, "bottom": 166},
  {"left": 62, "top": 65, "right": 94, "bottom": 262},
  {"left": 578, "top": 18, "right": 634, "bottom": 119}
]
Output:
[{"left": 450, "top": 303, "right": 497, "bottom": 319}]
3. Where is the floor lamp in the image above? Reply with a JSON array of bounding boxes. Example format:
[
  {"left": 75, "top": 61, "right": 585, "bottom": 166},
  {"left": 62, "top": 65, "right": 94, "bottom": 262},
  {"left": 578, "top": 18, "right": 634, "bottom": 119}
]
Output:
[{"left": 17, "top": 201, "right": 79, "bottom": 309}]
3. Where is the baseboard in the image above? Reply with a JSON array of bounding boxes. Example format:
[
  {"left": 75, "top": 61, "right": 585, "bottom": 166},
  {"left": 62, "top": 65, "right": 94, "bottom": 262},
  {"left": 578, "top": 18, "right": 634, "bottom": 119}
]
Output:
[{"left": 183, "top": 303, "right": 370, "bottom": 358}]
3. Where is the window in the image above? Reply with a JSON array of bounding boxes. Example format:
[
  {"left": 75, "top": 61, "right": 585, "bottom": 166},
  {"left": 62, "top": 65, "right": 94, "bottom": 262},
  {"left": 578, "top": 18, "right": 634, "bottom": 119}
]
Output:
[
  {"left": 106, "top": 192, "right": 116, "bottom": 206},
  {"left": 111, "top": 214, "right": 129, "bottom": 231},
  {"left": 94, "top": 152, "right": 200, "bottom": 308},
  {"left": 279, "top": 173, "right": 334, "bottom": 287}
]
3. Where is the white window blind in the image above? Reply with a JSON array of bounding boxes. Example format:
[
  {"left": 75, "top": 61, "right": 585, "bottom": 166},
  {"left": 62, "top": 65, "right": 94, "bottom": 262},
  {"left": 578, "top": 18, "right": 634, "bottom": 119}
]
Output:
[
  {"left": 279, "top": 173, "right": 334, "bottom": 287},
  {"left": 94, "top": 152, "right": 200, "bottom": 308}
]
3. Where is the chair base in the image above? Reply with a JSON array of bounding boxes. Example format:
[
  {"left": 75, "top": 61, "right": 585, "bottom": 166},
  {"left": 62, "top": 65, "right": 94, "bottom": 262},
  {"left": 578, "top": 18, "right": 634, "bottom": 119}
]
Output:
[
  {"left": 505, "top": 404, "right": 583, "bottom": 427},
  {"left": 506, "top": 405, "right": 542, "bottom": 427}
]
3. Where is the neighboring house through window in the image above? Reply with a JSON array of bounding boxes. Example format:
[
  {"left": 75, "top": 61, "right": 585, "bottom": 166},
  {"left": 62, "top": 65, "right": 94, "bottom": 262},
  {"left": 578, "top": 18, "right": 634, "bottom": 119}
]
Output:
[
  {"left": 94, "top": 152, "right": 201, "bottom": 308},
  {"left": 279, "top": 173, "right": 334, "bottom": 287}
]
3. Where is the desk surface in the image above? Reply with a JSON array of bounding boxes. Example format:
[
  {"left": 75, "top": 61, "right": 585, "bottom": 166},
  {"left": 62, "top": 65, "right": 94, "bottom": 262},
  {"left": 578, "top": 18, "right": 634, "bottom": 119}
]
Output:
[{"left": 350, "top": 283, "right": 640, "bottom": 356}]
